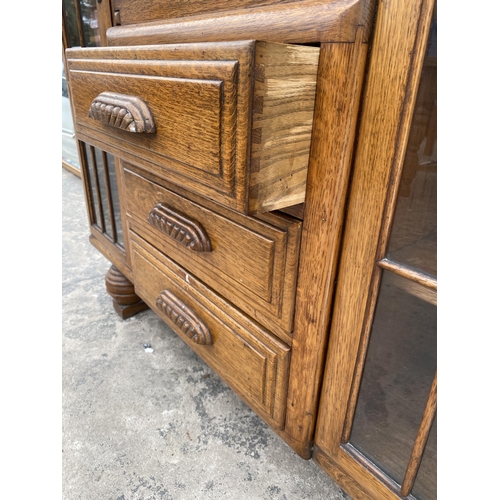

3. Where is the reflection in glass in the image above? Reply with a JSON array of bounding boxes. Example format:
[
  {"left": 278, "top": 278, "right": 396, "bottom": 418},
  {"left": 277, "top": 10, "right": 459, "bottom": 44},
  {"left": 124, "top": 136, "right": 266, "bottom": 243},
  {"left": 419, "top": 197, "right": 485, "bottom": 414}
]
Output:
[
  {"left": 62, "top": 63, "right": 79, "bottom": 168},
  {"left": 387, "top": 18, "right": 437, "bottom": 278},
  {"left": 106, "top": 155, "right": 124, "bottom": 248},
  {"left": 80, "top": 0, "right": 100, "bottom": 47},
  {"left": 62, "top": 0, "right": 80, "bottom": 48},
  {"left": 94, "top": 151, "right": 112, "bottom": 235},
  {"left": 82, "top": 144, "right": 125, "bottom": 250},
  {"left": 63, "top": 0, "right": 102, "bottom": 169},
  {"left": 84, "top": 143, "right": 102, "bottom": 229},
  {"left": 63, "top": 0, "right": 101, "bottom": 48},
  {"left": 349, "top": 271, "right": 436, "bottom": 494}
]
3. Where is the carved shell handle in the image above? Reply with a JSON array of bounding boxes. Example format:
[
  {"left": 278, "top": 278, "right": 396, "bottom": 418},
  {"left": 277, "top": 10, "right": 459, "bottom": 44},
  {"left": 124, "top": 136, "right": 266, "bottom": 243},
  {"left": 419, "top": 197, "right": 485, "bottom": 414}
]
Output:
[
  {"left": 147, "top": 203, "right": 212, "bottom": 252},
  {"left": 156, "top": 290, "right": 213, "bottom": 345},
  {"left": 88, "top": 91, "right": 156, "bottom": 133}
]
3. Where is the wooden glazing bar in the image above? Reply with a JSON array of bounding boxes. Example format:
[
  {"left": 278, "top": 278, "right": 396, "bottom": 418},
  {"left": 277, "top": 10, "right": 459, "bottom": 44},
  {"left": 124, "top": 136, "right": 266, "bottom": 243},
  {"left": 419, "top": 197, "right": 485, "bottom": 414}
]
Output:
[
  {"left": 400, "top": 371, "right": 437, "bottom": 497},
  {"left": 73, "top": 0, "right": 86, "bottom": 48},
  {"left": 377, "top": 258, "right": 437, "bottom": 290},
  {"left": 101, "top": 151, "right": 118, "bottom": 243},
  {"left": 114, "top": 158, "right": 132, "bottom": 265},
  {"left": 77, "top": 141, "right": 97, "bottom": 227},
  {"left": 89, "top": 145, "right": 105, "bottom": 231}
]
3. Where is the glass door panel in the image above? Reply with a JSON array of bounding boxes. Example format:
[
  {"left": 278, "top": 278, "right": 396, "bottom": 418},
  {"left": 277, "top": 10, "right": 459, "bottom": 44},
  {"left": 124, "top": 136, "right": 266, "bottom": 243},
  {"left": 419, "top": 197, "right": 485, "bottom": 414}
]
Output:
[
  {"left": 62, "top": 62, "right": 79, "bottom": 169},
  {"left": 386, "top": 46, "right": 437, "bottom": 278},
  {"left": 63, "top": 1, "right": 126, "bottom": 259},
  {"left": 349, "top": 271, "right": 437, "bottom": 486},
  {"left": 63, "top": 0, "right": 101, "bottom": 48},
  {"left": 83, "top": 144, "right": 125, "bottom": 250},
  {"left": 347, "top": 7, "right": 437, "bottom": 498},
  {"left": 63, "top": 0, "right": 102, "bottom": 175}
]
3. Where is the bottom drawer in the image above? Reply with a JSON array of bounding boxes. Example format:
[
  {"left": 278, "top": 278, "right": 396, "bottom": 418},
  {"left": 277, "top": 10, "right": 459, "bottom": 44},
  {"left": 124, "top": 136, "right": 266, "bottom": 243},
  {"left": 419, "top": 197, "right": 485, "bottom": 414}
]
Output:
[{"left": 130, "top": 232, "right": 290, "bottom": 428}]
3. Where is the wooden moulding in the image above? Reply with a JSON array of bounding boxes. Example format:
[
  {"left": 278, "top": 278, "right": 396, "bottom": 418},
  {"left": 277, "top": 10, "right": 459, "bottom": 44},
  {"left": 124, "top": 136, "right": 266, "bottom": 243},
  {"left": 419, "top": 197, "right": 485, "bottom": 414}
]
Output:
[
  {"left": 314, "top": 0, "right": 437, "bottom": 460},
  {"left": 107, "top": 0, "right": 376, "bottom": 45}
]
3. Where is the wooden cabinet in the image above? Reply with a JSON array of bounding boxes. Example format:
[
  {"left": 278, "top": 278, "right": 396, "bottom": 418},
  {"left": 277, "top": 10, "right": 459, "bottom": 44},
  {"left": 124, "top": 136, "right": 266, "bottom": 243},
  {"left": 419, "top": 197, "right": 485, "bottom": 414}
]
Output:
[{"left": 63, "top": 0, "right": 437, "bottom": 498}]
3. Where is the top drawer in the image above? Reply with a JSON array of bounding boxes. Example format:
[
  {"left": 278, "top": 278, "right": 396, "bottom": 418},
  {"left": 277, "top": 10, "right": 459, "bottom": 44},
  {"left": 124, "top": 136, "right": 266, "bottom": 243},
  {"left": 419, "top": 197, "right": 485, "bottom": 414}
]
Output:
[{"left": 66, "top": 41, "right": 319, "bottom": 214}]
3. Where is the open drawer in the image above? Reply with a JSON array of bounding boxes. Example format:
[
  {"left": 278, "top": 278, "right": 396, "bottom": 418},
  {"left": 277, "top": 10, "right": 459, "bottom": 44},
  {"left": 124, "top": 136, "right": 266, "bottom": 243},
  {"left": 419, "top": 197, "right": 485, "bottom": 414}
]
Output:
[{"left": 66, "top": 40, "right": 319, "bottom": 214}]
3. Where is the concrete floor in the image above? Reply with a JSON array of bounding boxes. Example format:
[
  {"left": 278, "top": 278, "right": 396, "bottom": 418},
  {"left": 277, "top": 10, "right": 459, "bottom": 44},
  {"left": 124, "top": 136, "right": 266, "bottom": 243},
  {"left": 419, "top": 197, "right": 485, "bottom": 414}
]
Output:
[{"left": 62, "top": 167, "right": 351, "bottom": 500}]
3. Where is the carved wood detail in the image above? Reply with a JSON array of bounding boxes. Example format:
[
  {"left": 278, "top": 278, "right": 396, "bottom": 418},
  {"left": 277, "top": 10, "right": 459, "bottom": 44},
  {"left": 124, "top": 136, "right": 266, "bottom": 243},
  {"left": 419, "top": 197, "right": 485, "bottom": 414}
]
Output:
[
  {"left": 88, "top": 92, "right": 156, "bottom": 133},
  {"left": 147, "top": 203, "right": 212, "bottom": 252},
  {"left": 156, "top": 290, "right": 213, "bottom": 345}
]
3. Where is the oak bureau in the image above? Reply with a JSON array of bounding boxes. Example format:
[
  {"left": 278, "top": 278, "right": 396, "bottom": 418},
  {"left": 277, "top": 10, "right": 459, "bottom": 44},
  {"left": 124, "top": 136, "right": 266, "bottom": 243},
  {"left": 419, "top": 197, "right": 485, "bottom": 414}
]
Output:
[{"left": 63, "top": 0, "right": 437, "bottom": 498}]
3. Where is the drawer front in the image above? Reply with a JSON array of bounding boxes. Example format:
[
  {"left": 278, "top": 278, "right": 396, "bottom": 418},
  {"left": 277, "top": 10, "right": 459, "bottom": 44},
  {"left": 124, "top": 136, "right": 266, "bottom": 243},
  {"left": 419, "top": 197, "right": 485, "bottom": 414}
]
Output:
[
  {"left": 131, "top": 232, "right": 290, "bottom": 428},
  {"left": 67, "top": 41, "right": 253, "bottom": 212},
  {"left": 123, "top": 165, "right": 301, "bottom": 341},
  {"left": 66, "top": 41, "right": 319, "bottom": 214}
]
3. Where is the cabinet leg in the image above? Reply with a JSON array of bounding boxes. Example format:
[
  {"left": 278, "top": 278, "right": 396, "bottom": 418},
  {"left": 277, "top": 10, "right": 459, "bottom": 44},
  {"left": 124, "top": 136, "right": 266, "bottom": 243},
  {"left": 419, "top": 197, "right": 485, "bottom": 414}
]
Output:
[{"left": 105, "top": 265, "right": 149, "bottom": 319}]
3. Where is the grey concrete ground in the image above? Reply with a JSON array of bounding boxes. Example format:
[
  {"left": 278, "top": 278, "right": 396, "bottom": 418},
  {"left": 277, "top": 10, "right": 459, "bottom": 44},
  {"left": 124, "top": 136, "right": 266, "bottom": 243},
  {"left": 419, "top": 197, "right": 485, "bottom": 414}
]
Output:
[{"left": 62, "top": 167, "right": 351, "bottom": 500}]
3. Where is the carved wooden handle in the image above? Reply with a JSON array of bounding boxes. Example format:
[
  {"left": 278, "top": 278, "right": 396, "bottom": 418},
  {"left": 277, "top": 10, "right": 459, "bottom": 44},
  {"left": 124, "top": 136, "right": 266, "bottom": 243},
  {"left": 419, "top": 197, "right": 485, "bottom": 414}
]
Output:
[
  {"left": 88, "top": 91, "right": 156, "bottom": 133},
  {"left": 147, "top": 203, "right": 212, "bottom": 252},
  {"left": 156, "top": 290, "right": 213, "bottom": 345}
]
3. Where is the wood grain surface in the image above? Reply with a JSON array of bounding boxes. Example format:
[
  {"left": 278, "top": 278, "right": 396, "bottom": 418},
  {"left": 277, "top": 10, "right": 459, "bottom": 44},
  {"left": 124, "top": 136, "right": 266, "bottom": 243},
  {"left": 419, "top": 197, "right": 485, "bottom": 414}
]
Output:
[
  {"left": 67, "top": 41, "right": 320, "bottom": 214},
  {"left": 249, "top": 42, "right": 319, "bottom": 213},
  {"left": 122, "top": 164, "right": 302, "bottom": 343},
  {"left": 313, "top": 0, "right": 436, "bottom": 497},
  {"left": 130, "top": 232, "right": 291, "bottom": 428},
  {"left": 281, "top": 31, "right": 368, "bottom": 458},
  {"left": 315, "top": 0, "right": 436, "bottom": 456},
  {"left": 400, "top": 372, "right": 437, "bottom": 496},
  {"left": 67, "top": 42, "right": 254, "bottom": 212},
  {"left": 107, "top": 0, "right": 376, "bottom": 45}
]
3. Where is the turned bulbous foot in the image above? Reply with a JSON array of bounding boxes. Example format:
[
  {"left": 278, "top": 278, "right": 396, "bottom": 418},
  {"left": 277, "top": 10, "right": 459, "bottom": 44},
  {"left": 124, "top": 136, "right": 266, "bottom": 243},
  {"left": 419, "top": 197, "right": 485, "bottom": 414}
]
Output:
[{"left": 105, "top": 265, "right": 149, "bottom": 319}]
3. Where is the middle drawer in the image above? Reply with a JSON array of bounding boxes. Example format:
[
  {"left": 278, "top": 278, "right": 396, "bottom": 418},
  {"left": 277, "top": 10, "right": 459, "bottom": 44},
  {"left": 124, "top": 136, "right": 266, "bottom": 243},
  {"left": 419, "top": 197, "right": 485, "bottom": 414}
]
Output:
[{"left": 122, "top": 164, "right": 302, "bottom": 342}]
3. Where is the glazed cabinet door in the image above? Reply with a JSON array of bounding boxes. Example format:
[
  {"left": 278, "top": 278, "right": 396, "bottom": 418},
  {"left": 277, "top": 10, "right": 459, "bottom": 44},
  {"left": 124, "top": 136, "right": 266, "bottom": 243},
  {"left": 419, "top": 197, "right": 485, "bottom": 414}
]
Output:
[
  {"left": 63, "top": 0, "right": 131, "bottom": 273},
  {"left": 314, "top": 0, "right": 437, "bottom": 499}
]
